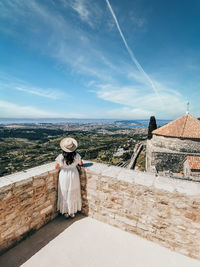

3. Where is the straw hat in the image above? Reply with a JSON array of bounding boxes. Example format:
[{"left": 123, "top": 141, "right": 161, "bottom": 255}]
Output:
[{"left": 60, "top": 137, "right": 78, "bottom": 152}]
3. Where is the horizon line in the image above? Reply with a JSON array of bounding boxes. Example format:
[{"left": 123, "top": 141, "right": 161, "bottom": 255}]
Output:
[{"left": 0, "top": 117, "right": 172, "bottom": 121}]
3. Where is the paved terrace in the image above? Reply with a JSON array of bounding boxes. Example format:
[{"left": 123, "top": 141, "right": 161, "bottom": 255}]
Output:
[{"left": 0, "top": 215, "right": 200, "bottom": 267}]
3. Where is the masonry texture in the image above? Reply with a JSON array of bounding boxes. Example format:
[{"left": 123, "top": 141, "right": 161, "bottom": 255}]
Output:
[
  {"left": 0, "top": 162, "right": 200, "bottom": 260},
  {"left": 81, "top": 162, "right": 200, "bottom": 260},
  {"left": 0, "top": 163, "right": 58, "bottom": 254},
  {"left": 146, "top": 135, "right": 200, "bottom": 176}
]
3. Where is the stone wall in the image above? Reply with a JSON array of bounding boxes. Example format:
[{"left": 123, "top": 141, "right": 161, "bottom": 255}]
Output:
[
  {"left": 0, "top": 163, "right": 58, "bottom": 254},
  {"left": 152, "top": 152, "right": 186, "bottom": 173},
  {"left": 151, "top": 135, "right": 200, "bottom": 153},
  {"left": 81, "top": 162, "right": 200, "bottom": 260},
  {"left": 1, "top": 162, "right": 200, "bottom": 260},
  {"left": 146, "top": 137, "right": 200, "bottom": 174}
]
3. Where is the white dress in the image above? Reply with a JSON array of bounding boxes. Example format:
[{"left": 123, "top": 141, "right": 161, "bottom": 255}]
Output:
[{"left": 55, "top": 153, "right": 82, "bottom": 215}]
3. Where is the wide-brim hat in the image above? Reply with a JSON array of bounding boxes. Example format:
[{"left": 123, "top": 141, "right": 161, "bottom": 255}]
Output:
[{"left": 60, "top": 137, "right": 78, "bottom": 152}]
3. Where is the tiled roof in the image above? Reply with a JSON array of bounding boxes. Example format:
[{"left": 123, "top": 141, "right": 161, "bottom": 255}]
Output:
[
  {"left": 152, "top": 114, "right": 200, "bottom": 139},
  {"left": 187, "top": 156, "right": 200, "bottom": 170}
]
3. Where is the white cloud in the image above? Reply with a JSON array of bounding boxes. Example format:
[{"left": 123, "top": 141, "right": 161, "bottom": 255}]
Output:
[
  {"left": 60, "top": 0, "right": 102, "bottom": 28},
  {"left": 129, "top": 13, "right": 146, "bottom": 29},
  {"left": 106, "top": 107, "right": 152, "bottom": 119},
  {"left": 15, "top": 86, "right": 65, "bottom": 100},
  {"left": 0, "top": 73, "right": 66, "bottom": 100},
  {"left": 92, "top": 81, "right": 187, "bottom": 119},
  {"left": 106, "top": 0, "right": 161, "bottom": 102},
  {"left": 0, "top": 100, "right": 60, "bottom": 118},
  {"left": 0, "top": 0, "right": 193, "bottom": 120},
  {"left": 70, "top": 0, "right": 90, "bottom": 23},
  {"left": 128, "top": 71, "right": 149, "bottom": 86},
  {"left": 0, "top": 100, "right": 85, "bottom": 118}
]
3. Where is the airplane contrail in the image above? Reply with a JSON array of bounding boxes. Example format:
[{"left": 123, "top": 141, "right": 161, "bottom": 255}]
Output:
[{"left": 105, "top": 0, "right": 161, "bottom": 99}]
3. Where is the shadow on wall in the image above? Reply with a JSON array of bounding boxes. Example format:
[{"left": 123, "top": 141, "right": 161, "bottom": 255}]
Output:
[{"left": 79, "top": 163, "right": 91, "bottom": 216}]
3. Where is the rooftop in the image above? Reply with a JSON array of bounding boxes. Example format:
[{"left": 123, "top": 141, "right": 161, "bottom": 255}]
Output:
[
  {"left": 152, "top": 114, "right": 200, "bottom": 138},
  {"left": 187, "top": 156, "right": 200, "bottom": 170},
  {"left": 0, "top": 216, "right": 199, "bottom": 267}
]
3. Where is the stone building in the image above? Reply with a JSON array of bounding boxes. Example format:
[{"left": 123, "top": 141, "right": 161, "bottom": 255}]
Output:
[
  {"left": 184, "top": 155, "right": 200, "bottom": 179},
  {"left": 146, "top": 114, "right": 200, "bottom": 177}
]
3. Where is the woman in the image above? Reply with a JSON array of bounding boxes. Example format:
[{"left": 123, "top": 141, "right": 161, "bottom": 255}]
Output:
[{"left": 55, "top": 137, "right": 82, "bottom": 218}]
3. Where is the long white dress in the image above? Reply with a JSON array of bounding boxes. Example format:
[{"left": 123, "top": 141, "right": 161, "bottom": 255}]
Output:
[{"left": 55, "top": 153, "right": 82, "bottom": 215}]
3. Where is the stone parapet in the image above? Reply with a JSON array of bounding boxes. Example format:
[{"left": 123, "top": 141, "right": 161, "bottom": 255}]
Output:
[
  {"left": 81, "top": 162, "right": 200, "bottom": 260},
  {"left": 0, "top": 163, "right": 59, "bottom": 254},
  {"left": 0, "top": 161, "right": 200, "bottom": 260}
]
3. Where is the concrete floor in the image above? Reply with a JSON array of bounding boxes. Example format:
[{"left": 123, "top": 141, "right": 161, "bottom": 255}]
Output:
[
  {"left": 0, "top": 213, "right": 85, "bottom": 267},
  {"left": 1, "top": 215, "right": 200, "bottom": 267}
]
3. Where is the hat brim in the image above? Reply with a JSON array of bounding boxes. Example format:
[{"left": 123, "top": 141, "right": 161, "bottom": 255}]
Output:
[{"left": 60, "top": 138, "right": 78, "bottom": 152}]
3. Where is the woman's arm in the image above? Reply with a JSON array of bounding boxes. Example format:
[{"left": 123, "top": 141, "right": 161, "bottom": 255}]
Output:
[{"left": 55, "top": 163, "right": 60, "bottom": 169}]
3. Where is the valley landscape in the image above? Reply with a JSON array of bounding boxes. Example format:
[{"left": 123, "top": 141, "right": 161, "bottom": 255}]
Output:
[{"left": 0, "top": 120, "right": 149, "bottom": 177}]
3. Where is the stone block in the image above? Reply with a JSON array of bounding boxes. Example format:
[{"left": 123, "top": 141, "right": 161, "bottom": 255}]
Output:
[
  {"left": 30, "top": 218, "right": 44, "bottom": 230},
  {"left": 14, "top": 178, "right": 33, "bottom": 188},
  {"left": 34, "top": 186, "right": 46, "bottom": 196},
  {"left": 15, "top": 225, "right": 29, "bottom": 236},
  {"left": 1, "top": 225, "right": 18, "bottom": 239},
  {"left": 40, "top": 205, "right": 53, "bottom": 214},
  {"left": 0, "top": 190, "right": 12, "bottom": 201},
  {"left": 33, "top": 177, "right": 45, "bottom": 187}
]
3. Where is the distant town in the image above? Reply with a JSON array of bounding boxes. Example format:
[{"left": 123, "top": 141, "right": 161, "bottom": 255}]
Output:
[
  {"left": 1, "top": 115, "right": 200, "bottom": 182},
  {"left": 0, "top": 120, "right": 148, "bottom": 177}
]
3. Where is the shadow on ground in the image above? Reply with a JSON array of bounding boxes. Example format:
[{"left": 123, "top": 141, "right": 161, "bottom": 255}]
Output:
[{"left": 0, "top": 213, "right": 86, "bottom": 267}]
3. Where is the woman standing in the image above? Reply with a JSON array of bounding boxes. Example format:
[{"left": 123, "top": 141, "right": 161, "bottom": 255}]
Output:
[{"left": 55, "top": 137, "right": 82, "bottom": 218}]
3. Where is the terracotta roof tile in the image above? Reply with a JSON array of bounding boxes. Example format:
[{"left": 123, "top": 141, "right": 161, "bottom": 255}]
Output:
[
  {"left": 187, "top": 156, "right": 200, "bottom": 170},
  {"left": 152, "top": 114, "right": 200, "bottom": 139}
]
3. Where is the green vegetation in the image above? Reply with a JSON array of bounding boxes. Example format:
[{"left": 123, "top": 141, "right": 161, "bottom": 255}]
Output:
[
  {"left": 135, "top": 151, "right": 146, "bottom": 171},
  {"left": 0, "top": 126, "right": 147, "bottom": 177}
]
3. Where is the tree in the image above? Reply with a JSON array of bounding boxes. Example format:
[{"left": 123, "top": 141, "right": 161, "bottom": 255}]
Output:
[{"left": 148, "top": 116, "right": 157, "bottom": 139}]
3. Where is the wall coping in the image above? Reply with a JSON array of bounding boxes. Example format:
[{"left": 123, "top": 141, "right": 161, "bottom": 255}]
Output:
[
  {"left": 0, "top": 162, "right": 56, "bottom": 189},
  {"left": 1, "top": 161, "right": 200, "bottom": 196}
]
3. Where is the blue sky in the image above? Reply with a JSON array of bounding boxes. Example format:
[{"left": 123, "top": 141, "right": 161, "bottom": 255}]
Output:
[{"left": 0, "top": 0, "right": 200, "bottom": 119}]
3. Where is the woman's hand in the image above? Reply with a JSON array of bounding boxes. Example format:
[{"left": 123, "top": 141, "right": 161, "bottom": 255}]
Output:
[
  {"left": 78, "top": 160, "right": 83, "bottom": 166},
  {"left": 55, "top": 163, "right": 60, "bottom": 169}
]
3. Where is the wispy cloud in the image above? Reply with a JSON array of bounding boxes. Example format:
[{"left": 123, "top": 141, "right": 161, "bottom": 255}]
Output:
[
  {"left": 0, "top": 73, "right": 66, "bottom": 100},
  {"left": 70, "top": 0, "right": 91, "bottom": 24},
  {"left": 0, "top": 100, "right": 61, "bottom": 118},
  {"left": 106, "top": 107, "right": 152, "bottom": 119},
  {"left": 0, "top": 100, "right": 85, "bottom": 118},
  {"left": 0, "top": 0, "right": 191, "bottom": 119},
  {"left": 105, "top": 0, "right": 161, "bottom": 102},
  {"left": 59, "top": 0, "right": 102, "bottom": 28},
  {"left": 93, "top": 81, "right": 186, "bottom": 119},
  {"left": 129, "top": 12, "right": 147, "bottom": 29},
  {"left": 15, "top": 86, "right": 64, "bottom": 100}
]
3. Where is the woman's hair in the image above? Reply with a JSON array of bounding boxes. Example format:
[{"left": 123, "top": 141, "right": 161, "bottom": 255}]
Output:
[{"left": 62, "top": 150, "right": 77, "bottom": 165}]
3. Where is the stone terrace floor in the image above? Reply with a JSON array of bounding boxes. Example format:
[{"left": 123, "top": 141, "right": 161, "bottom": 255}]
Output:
[{"left": 0, "top": 214, "right": 199, "bottom": 267}]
